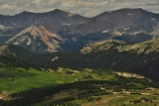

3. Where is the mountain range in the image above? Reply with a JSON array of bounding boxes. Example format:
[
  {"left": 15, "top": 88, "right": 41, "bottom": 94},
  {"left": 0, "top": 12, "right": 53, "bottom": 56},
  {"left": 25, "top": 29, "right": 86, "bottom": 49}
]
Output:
[
  {"left": 1, "top": 8, "right": 159, "bottom": 105},
  {"left": 0, "top": 8, "right": 159, "bottom": 54}
]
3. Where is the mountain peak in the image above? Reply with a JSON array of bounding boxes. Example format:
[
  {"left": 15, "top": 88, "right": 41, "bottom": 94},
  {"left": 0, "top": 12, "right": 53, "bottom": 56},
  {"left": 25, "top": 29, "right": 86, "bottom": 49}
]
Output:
[
  {"left": 18, "top": 11, "right": 33, "bottom": 15},
  {"left": 52, "top": 9, "right": 66, "bottom": 14},
  {"left": 100, "top": 8, "right": 150, "bottom": 15},
  {"left": 54, "top": 9, "right": 62, "bottom": 12}
]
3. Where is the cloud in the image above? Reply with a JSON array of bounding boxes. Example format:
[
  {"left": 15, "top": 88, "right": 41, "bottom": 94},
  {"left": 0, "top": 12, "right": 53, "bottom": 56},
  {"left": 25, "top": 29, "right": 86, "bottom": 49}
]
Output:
[
  {"left": 32, "top": 0, "right": 41, "bottom": 6},
  {"left": 1, "top": 3, "right": 17, "bottom": 10},
  {"left": 0, "top": 0, "right": 159, "bottom": 17},
  {"left": 32, "top": 0, "right": 47, "bottom": 7},
  {"left": 49, "top": 0, "right": 61, "bottom": 6}
]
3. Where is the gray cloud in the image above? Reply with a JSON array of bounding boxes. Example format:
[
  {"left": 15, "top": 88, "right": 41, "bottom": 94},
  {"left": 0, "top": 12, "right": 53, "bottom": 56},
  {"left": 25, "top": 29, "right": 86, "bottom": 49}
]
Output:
[{"left": 0, "top": 0, "right": 159, "bottom": 17}]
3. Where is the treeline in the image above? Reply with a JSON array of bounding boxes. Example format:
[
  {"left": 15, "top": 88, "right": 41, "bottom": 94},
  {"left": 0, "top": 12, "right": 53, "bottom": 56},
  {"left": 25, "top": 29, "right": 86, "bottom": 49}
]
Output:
[
  {"left": 0, "top": 80, "right": 120, "bottom": 106},
  {"left": 113, "top": 33, "right": 152, "bottom": 43},
  {"left": 31, "top": 48, "right": 159, "bottom": 81},
  {"left": 0, "top": 55, "right": 40, "bottom": 70}
]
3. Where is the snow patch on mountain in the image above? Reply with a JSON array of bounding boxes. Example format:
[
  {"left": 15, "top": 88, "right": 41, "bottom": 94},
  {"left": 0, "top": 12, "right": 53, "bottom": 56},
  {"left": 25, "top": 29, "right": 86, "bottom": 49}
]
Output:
[
  {"left": 101, "top": 30, "right": 109, "bottom": 33},
  {"left": 151, "top": 18, "right": 156, "bottom": 21},
  {"left": 0, "top": 25, "right": 6, "bottom": 30}
]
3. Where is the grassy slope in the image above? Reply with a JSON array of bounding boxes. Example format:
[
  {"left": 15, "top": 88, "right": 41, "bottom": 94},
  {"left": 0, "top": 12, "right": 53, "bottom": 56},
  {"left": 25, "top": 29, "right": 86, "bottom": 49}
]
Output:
[
  {"left": 80, "top": 38, "right": 159, "bottom": 55},
  {"left": 0, "top": 67, "right": 115, "bottom": 94},
  {"left": 1, "top": 66, "right": 159, "bottom": 105}
]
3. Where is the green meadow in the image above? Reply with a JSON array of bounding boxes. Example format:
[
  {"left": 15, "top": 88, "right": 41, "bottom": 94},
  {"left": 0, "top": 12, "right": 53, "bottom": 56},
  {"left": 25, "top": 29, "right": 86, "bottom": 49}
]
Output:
[
  {"left": 0, "top": 67, "right": 115, "bottom": 93},
  {"left": 1, "top": 67, "right": 159, "bottom": 105}
]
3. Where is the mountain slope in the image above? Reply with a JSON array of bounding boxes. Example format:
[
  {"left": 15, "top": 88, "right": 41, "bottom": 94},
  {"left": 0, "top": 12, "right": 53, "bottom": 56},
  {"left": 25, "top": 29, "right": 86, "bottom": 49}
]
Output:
[
  {"left": 92, "top": 8, "right": 159, "bottom": 35},
  {"left": 0, "top": 44, "right": 38, "bottom": 70},
  {"left": 0, "top": 44, "right": 37, "bottom": 59},
  {"left": 80, "top": 38, "right": 159, "bottom": 55},
  {"left": 0, "top": 38, "right": 159, "bottom": 80},
  {"left": 27, "top": 38, "right": 159, "bottom": 81},
  {"left": 6, "top": 26, "right": 64, "bottom": 53}
]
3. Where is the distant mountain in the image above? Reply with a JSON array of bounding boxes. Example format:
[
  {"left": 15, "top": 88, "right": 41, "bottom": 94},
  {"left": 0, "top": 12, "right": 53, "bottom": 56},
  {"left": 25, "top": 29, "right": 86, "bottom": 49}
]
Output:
[
  {"left": 0, "top": 8, "right": 159, "bottom": 53},
  {"left": 93, "top": 8, "right": 159, "bottom": 34},
  {"left": 6, "top": 26, "right": 64, "bottom": 53}
]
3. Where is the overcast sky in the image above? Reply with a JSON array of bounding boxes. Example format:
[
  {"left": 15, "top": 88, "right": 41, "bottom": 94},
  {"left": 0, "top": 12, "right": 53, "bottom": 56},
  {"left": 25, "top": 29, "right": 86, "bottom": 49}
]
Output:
[{"left": 0, "top": 0, "right": 159, "bottom": 17}]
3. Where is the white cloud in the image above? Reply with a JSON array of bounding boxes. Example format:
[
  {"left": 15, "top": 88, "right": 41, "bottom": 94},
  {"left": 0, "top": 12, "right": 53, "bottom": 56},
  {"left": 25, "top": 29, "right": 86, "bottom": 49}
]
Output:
[{"left": 1, "top": 3, "right": 17, "bottom": 10}]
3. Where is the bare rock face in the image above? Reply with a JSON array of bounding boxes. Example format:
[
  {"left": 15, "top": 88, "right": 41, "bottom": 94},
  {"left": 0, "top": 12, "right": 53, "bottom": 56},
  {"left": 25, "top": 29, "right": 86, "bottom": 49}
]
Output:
[{"left": 6, "top": 26, "right": 65, "bottom": 53}]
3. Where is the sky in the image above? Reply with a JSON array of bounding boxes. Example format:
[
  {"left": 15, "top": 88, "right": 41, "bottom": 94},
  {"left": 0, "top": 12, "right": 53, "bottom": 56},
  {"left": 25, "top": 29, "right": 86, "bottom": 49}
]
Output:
[{"left": 0, "top": 0, "right": 159, "bottom": 17}]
